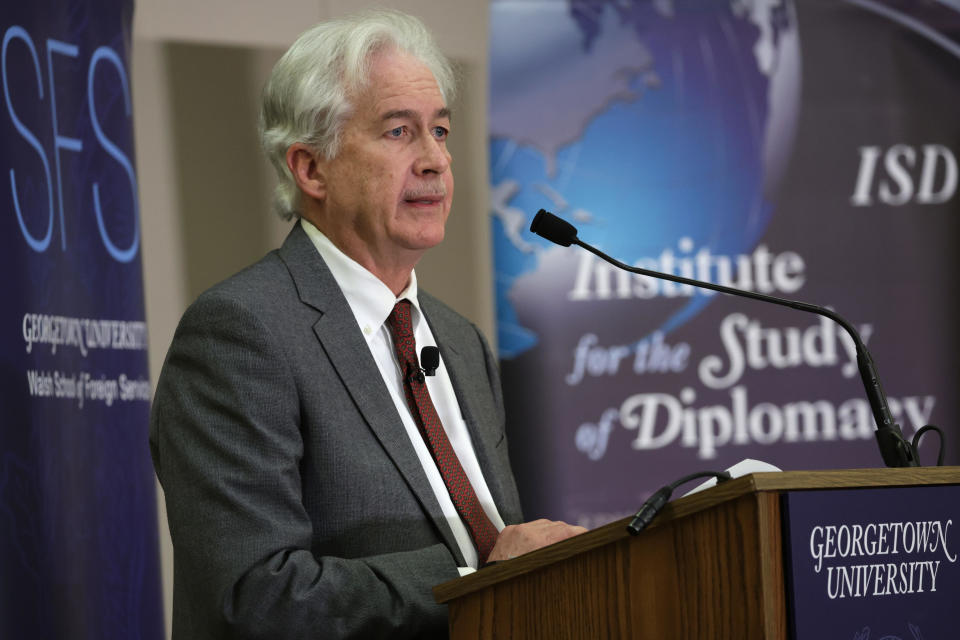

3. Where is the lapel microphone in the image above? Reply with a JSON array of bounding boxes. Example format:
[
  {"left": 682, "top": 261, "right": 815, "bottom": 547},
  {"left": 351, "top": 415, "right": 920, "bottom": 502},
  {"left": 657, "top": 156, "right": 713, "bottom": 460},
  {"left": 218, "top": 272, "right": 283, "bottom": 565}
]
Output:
[
  {"left": 407, "top": 346, "right": 440, "bottom": 382},
  {"left": 420, "top": 346, "right": 439, "bottom": 377}
]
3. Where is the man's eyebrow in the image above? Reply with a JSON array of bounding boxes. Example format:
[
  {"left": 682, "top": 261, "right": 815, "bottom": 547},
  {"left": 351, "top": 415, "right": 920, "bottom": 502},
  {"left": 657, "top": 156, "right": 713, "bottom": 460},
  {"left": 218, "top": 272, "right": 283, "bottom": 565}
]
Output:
[{"left": 380, "top": 107, "right": 451, "bottom": 121}]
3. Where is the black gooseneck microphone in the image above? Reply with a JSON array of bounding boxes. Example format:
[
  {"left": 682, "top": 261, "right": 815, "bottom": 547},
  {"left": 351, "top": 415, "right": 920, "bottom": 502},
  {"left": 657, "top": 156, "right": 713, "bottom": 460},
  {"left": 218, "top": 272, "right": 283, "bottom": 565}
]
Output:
[{"left": 530, "top": 208, "right": 925, "bottom": 468}]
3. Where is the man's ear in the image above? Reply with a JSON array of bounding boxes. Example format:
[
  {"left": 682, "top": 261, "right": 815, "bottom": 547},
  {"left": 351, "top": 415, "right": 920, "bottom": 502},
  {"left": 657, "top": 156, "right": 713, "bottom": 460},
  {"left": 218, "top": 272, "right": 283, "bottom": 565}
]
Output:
[{"left": 286, "top": 143, "right": 326, "bottom": 201}]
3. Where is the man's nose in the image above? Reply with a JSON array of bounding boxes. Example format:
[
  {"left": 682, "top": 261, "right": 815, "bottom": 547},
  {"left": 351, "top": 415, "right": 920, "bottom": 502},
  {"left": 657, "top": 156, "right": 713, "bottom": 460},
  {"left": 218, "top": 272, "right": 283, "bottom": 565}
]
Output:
[{"left": 413, "top": 135, "right": 451, "bottom": 175}]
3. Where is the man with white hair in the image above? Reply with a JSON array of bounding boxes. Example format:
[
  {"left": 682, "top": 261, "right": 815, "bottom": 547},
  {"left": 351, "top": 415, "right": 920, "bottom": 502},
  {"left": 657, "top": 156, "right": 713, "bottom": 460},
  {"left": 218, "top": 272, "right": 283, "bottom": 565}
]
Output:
[{"left": 151, "top": 10, "right": 585, "bottom": 639}]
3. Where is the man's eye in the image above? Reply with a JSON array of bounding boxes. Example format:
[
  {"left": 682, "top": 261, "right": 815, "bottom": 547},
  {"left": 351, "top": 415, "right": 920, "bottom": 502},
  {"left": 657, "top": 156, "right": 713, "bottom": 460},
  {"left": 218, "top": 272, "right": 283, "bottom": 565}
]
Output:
[
  {"left": 388, "top": 126, "right": 406, "bottom": 138},
  {"left": 432, "top": 126, "right": 449, "bottom": 139}
]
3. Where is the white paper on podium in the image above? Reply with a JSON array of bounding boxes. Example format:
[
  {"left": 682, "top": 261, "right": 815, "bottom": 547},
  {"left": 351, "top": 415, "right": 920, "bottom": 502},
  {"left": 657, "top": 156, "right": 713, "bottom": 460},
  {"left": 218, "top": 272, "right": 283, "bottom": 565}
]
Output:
[{"left": 681, "top": 458, "right": 783, "bottom": 497}]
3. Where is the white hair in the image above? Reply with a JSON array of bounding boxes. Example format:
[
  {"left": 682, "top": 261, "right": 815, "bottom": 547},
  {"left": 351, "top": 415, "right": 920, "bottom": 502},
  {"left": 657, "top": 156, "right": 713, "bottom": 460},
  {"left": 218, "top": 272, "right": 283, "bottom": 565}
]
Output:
[{"left": 259, "top": 9, "right": 456, "bottom": 220}]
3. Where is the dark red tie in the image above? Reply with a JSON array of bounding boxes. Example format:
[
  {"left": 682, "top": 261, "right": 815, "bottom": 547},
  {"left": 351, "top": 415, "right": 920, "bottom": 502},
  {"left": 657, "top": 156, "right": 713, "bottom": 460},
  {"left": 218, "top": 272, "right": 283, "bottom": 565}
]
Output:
[{"left": 386, "top": 300, "right": 499, "bottom": 564}]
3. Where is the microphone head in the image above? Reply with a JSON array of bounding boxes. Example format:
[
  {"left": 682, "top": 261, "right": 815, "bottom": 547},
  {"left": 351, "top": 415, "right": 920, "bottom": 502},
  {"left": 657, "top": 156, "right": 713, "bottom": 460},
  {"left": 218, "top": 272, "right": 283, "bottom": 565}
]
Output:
[
  {"left": 530, "top": 209, "right": 578, "bottom": 247},
  {"left": 420, "top": 346, "right": 440, "bottom": 376}
]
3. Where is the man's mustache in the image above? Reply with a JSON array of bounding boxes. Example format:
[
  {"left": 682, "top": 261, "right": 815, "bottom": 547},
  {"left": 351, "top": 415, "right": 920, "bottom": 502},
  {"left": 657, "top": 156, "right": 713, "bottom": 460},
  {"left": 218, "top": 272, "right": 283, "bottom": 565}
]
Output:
[{"left": 403, "top": 183, "right": 448, "bottom": 200}]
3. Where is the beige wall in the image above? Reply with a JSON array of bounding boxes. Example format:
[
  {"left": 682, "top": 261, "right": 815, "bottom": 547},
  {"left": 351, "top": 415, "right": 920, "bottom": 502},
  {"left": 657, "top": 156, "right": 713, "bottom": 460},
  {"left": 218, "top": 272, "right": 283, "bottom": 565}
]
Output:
[{"left": 132, "top": 2, "right": 494, "bottom": 635}]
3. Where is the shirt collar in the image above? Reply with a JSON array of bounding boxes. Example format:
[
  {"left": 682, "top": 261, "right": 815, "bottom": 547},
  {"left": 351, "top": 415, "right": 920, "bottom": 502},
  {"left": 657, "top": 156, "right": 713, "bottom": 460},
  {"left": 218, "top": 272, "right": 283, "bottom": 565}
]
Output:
[{"left": 300, "top": 218, "right": 423, "bottom": 340}]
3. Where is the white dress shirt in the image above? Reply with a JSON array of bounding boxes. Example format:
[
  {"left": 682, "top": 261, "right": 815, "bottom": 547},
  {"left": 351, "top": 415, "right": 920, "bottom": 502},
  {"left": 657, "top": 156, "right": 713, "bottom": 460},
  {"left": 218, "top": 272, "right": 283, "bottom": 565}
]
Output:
[{"left": 301, "top": 219, "right": 504, "bottom": 571}]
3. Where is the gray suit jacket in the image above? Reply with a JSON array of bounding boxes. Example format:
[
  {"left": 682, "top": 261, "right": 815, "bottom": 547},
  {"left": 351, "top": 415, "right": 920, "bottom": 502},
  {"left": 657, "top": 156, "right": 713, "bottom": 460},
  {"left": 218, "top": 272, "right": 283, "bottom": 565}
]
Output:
[{"left": 150, "top": 224, "right": 523, "bottom": 639}]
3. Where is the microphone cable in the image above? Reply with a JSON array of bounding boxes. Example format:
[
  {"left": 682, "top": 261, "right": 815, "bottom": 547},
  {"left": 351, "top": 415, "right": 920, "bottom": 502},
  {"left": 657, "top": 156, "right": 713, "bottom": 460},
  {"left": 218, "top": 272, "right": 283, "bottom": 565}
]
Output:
[{"left": 626, "top": 470, "right": 733, "bottom": 536}]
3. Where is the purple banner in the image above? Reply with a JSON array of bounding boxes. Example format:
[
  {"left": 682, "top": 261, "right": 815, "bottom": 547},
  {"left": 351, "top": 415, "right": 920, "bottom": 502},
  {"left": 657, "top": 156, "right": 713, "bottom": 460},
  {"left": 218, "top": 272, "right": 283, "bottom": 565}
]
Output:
[
  {"left": 0, "top": 1, "right": 164, "bottom": 638},
  {"left": 783, "top": 485, "right": 960, "bottom": 639},
  {"left": 490, "top": 0, "right": 960, "bottom": 526}
]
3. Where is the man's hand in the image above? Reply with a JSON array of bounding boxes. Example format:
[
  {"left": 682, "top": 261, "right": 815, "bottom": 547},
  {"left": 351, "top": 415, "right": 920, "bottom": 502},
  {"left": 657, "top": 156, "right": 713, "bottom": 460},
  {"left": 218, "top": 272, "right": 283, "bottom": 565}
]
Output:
[{"left": 486, "top": 519, "right": 588, "bottom": 563}]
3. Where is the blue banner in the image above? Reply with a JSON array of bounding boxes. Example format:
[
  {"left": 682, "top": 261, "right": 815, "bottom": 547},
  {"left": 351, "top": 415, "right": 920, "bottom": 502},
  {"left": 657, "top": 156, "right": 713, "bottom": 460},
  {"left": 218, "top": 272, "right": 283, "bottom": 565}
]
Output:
[
  {"left": 491, "top": 0, "right": 960, "bottom": 526},
  {"left": 0, "top": 1, "right": 164, "bottom": 638}
]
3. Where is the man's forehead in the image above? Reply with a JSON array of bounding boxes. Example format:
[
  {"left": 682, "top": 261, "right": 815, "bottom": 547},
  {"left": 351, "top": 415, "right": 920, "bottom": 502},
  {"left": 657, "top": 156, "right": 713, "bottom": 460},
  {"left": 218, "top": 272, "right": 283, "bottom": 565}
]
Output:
[{"left": 354, "top": 50, "right": 447, "bottom": 112}]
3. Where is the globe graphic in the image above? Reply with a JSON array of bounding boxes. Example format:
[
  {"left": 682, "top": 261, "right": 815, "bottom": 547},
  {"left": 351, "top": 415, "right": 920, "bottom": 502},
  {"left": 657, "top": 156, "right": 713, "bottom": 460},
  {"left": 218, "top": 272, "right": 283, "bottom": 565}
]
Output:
[{"left": 490, "top": 0, "right": 802, "bottom": 357}]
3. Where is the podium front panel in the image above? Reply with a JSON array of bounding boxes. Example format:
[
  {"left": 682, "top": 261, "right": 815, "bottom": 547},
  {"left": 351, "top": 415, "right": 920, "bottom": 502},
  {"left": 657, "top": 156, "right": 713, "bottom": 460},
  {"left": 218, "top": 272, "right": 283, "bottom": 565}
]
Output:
[{"left": 783, "top": 485, "right": 960, "bottom": 639}]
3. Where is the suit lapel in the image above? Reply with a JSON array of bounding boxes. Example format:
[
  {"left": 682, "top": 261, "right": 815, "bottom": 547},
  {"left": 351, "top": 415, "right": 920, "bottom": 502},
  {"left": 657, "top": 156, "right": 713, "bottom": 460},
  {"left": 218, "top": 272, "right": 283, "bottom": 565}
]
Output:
[{"left": 278, "top": 224, "right": 465, "bottom": 564}]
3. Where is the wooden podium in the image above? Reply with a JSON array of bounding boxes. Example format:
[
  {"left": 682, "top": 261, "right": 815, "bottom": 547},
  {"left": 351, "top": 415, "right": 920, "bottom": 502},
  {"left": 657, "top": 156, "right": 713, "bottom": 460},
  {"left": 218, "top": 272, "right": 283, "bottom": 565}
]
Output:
[{"left": 434, "top": 467, "right": 960, "bottom": 639}]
